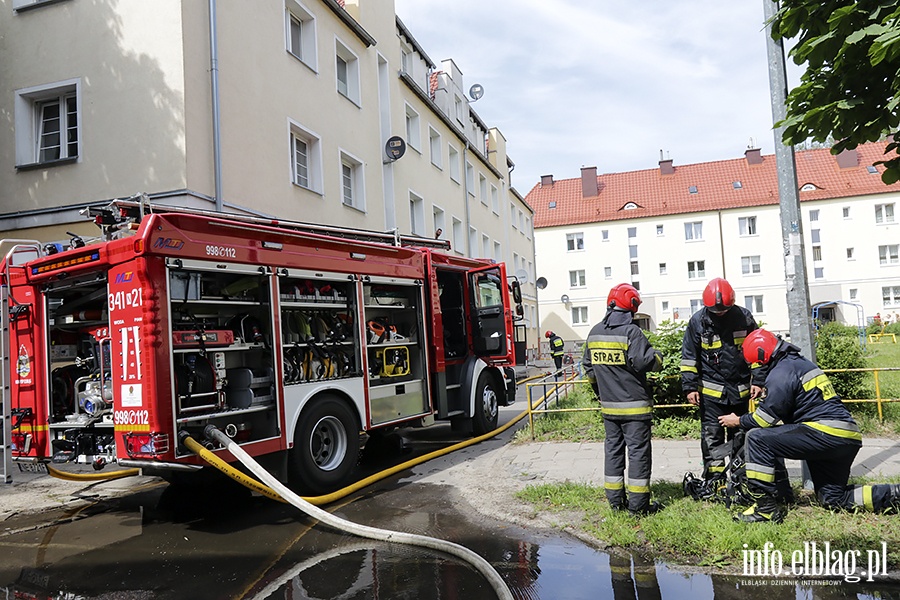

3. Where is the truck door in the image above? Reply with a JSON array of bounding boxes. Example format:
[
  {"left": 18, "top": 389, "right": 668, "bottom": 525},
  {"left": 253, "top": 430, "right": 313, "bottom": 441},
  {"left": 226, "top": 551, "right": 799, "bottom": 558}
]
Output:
[{"left": 467, "top": 265, "right": 510, "bottom": 358}]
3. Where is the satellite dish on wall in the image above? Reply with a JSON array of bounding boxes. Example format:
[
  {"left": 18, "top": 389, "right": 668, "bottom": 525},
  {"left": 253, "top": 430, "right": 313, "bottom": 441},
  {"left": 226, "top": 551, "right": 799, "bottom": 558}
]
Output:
[
  {"left": 384, "top": 135, "right": 407, "bottom": 163},
  {"left": 515, "top": 269, "right": 529, "bottom": 283},
  {"left": 535, "top": 276, "right": 548, "bottom": 290},
  {"left": 469, "top": 84, "right": 484, "bottom": 102}
]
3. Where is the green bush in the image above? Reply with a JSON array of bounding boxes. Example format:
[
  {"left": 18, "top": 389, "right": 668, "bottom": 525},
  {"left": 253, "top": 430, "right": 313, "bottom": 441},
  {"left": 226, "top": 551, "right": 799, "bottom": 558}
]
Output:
[
  {"left": 645, "top": 320, "right": 686, "bottom": 406},
  {"left": 814, "top": 321, "right": 870, "bottom": 399}
]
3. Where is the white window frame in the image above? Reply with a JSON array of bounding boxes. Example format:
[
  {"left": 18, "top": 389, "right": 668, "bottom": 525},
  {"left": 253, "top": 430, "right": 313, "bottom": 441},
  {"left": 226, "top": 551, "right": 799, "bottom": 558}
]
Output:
[
  {"left": 448, "top": 145, "right": 460, "bottom": 182},
  {"left": 744, "top": 295, "right": 764, "bottom": 314},
  {"left": 883, "top": 286, "right": 900, "bottom": 307},
  {"left": 602, "top": 229, "right": 609, "bottom": 241},
  {"left": 659, "top": 263, "right": 667, "bottom": 275},
  {"left": 843, "top": 206, "right": 851, "bottom": 219},
  {"left": 428, "top": 126, "right": 442, "bottom": 169},
  {"left": 572, "top": 306, "right": 589, "bottom": 326},
  {"left": 334, "top": 37, "right": 360, "bottom": 105},
  {"left": 409, "top": 191, "right": 425, "bottom": 236},
  {"left": 525, "top": 217, "right": 532, "bottom": 240},
  {"left": 452, "top": 217, "right": 464, "bottom": 253},
  {"left": 491, "top": 185, "right": 499, "bottom": 215},
  {"left": 465, "top": 162, "right": 475, "bottom": 196},
  {"left": 15, "top": 79, "right": 81, "bottom": 168},
  {"left": 662, "top": 301, "right": 670, "bottom": 312},
  {"left": 604, "top": 266, "right": 612, "bottom": 279},
  {"left": 285, "top": 1, "right": 317, "bottom": 70},
  {"left": 433, "top": 205, "right": 446, "bottom": 239},
  {"left": 482, "top": 234, "right": 491, "bottom": 258},
  {"left": 814, "top": 267, "right": 825, "bottom": 279},
  {"left": 339, "top": 149, "right": 365, "bottom": 211},
  {"left": 569, "top": 270, "right": 586, "bottom": 288},
  {"left": 656, "top": 224, "right": 664, "bottom": 236},
  {"left": 812, "top": 245, "right": 823, "bottom": 262},
  {"left": 479, "top": 174, "right": 488, "bottom": 206},
  {"left": 847, "top": 247, "right": 855, "bottom": 261},
  {"left": 876, "top": 203, "right": 895, "bottom": 224},
  {"left": 510, "top": 204, "right": 517, "bottom": 230},
  {"left": 684, "top": 221, "right": 703, "bottom": 241},
  {"left": 288, "top": 119, "right": 323, "bottom": 193},
  {"left": 738, "top": 216, "right": 757, "bottom": 236},
  {"left": 566, "top": 232, "right": 585, "bottom": 252},
  {"left": 493, "top": 241, "right": 501, "bottom": 262},
  {"left": 879, "top": 244, "right": 899, "bottom": 265},
  {"left": 405, "top": 104, "right": 421, "bottom": 152},
  {"left": 809, "top": 209, "right": 820, "bottom": 222},
  {"left": 690, "top": 299, "right": 703, "bottom": 315},
  {"left": 849, "top": 288, "right": 858, "bottom": 300},
  {"left": 468, "top": 226, "right": 478, "bottom": 257},
  {"left": 687, "top": 260, "right": 706, "bottom": 279},
  {"left": 741, "top": 255, "right": 761, "bottom": 275}
]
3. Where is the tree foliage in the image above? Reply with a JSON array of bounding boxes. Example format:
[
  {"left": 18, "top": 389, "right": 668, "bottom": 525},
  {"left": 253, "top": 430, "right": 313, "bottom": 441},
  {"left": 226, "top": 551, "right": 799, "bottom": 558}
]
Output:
[{"left": 771, "top": 0, "right": 900, "bottom": 183}]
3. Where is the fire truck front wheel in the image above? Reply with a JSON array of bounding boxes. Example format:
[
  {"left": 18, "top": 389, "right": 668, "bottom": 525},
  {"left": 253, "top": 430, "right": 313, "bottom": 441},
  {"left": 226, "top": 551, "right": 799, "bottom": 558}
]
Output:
[
  {"left": 289, "top": 395, "right": 360, "bottom": 495},
  {"left": 473, "top": 372, "right": 500, "bottom": 435}
]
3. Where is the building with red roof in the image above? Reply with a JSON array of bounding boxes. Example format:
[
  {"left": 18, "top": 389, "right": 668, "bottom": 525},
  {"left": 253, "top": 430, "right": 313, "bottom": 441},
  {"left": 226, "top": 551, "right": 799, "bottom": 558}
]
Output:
[{"left": 526, "top": 142, "right": 900, "bottom": 341}]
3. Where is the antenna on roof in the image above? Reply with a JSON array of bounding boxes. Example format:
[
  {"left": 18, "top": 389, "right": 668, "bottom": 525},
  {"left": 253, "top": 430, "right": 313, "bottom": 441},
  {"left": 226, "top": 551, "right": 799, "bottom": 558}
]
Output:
[
  {"left": 659, "top": 149, "right": 664, "bottom": 161},
  {"left": 748, "top": 137, "right": 756, "bottom": 149}
]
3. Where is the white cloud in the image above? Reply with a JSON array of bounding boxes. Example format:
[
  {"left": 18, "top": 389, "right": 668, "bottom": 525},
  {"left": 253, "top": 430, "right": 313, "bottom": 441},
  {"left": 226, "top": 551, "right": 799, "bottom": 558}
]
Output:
[{"left": 395, "top": 0, "right": 783, "bottom": 193}]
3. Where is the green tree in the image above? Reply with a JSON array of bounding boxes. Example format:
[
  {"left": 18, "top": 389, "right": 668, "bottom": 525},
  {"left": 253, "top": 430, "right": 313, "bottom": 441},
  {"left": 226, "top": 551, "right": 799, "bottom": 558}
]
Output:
[
  {"left": 770, "top": 1, "right": 900, "bottom": 183},
  {"left": 815, "top": 321, "right": 870, "bottom": 399}
]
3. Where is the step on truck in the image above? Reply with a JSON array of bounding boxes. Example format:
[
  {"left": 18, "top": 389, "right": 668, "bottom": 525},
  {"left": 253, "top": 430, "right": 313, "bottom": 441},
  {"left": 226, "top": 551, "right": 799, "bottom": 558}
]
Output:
[{"left": 1, "top": 199, "right": 523, "bottom": 494}]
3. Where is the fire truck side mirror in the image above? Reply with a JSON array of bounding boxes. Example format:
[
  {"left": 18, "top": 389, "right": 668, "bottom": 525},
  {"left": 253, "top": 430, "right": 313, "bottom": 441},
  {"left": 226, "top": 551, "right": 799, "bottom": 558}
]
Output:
[{"left": 510, "top": 280, "right": 522, "bottom": 305}]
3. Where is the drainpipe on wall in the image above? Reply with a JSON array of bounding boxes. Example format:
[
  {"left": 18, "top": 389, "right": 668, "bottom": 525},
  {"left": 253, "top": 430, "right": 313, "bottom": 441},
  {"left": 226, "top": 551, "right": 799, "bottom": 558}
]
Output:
[
  {"left": 209, "top": 0, "right": 223, "bottom": 212},
  {"left": 718, "top": 210, "right": 726, "bottom": 280},
  {"left": 463, "top": 145, "right": 471, "bottom": 256}
]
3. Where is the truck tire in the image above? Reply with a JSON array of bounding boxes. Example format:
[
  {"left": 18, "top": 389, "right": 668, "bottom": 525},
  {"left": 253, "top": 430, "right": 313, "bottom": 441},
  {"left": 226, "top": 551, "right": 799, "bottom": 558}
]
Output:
[
  {"left": 472, "top": 372, "right": 500, "bottom": 435},
  {"left": 289, "top": 395, "right": 359, "bottom": 495}
]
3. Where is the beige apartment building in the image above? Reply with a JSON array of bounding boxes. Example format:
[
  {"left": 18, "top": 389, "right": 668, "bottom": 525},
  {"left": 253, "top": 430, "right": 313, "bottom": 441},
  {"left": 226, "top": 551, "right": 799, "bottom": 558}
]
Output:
[
  {"left": 527, "top": 142, "right": 900, "bottom": 344},
  {"left": 0, "top": 0, "right": 539, "bottom": 352}
]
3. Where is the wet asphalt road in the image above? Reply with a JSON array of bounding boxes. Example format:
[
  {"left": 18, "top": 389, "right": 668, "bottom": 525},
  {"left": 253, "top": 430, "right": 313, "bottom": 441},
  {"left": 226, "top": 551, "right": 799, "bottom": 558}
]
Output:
[{"left": 3, "top": 384, "right": 900, "bottom": 598}]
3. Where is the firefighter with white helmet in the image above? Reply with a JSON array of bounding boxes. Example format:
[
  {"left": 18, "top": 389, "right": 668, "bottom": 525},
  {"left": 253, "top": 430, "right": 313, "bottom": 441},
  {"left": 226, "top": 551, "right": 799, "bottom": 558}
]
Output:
[
  {"left": 545, "top": 330, "right": 565, "bottom": 370},
  {"left": 582, "top": 283, "right": 663, "bottom": 515},
  {"left": 681, "top": 277, "right": 763, "bottom": 484},
  {"left": 720, "top": 328, "right": 900, "bottom": 522}
]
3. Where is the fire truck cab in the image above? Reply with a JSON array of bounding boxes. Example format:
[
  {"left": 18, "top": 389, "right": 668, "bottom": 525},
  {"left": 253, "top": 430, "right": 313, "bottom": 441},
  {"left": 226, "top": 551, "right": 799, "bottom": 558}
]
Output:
[{"left": 1, "top": 200, "right": 522, "bottom": 494}]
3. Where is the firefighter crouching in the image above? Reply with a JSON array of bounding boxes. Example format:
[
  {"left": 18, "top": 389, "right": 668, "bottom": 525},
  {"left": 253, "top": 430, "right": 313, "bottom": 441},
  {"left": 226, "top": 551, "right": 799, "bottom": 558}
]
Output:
[
  {"left": 582, "top": 283, "right": 664, "bottom": 515},
  {"left": 681, "top": 277, "right": 763, "bottom": 484},
  {"left": 546, "top": 330, "right": 565, "bottom": 370},
  {"left": 719, "top": 328, "right": 900, "bottom": 523}
]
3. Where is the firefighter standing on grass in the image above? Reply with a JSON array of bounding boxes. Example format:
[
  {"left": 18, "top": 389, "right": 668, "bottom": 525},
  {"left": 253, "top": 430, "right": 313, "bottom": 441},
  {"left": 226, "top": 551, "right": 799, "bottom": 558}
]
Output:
[
  {"left": 546, "top": 330, "right": 565, "bottom": 370},
  {"left": 582, "top": 283, "right": 663, "bottom": 515},
  {"left": 720, "top": 328, "right": 900, "bottom": 522},
  {"left": 681, "top": 278, "right": 763, "bottom": 484}
]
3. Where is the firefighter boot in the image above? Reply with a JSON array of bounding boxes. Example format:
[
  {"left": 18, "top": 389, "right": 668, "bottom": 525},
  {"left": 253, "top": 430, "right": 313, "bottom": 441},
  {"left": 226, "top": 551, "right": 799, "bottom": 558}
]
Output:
[
  {"left": 735, "top": 494, "right": 784, "bottom": 524},
  {"left": 886, "top": 484, "right": 900, "bottom": 511}
]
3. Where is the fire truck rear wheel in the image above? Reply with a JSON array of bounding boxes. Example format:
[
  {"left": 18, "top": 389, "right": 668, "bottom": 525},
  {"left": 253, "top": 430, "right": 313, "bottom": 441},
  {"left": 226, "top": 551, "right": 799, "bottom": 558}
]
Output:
[
  {"left": 473, "top": 372, "right": 500, "bottom": 435},
  {"left": 289, "top": 395, "right": 359, "bottom": 495}
]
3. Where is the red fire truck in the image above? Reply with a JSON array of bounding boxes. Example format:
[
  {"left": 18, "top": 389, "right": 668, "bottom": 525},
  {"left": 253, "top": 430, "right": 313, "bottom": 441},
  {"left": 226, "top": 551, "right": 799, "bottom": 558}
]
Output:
[{"left": 1, "top": 199, "right": 522, "bottom": 493}]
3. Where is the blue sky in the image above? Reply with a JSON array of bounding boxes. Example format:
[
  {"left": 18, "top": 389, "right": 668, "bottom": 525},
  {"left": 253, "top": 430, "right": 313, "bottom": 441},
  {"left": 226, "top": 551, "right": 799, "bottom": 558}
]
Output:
[{"left": 394, "top": 1, "right": 799, "bottom": 195}]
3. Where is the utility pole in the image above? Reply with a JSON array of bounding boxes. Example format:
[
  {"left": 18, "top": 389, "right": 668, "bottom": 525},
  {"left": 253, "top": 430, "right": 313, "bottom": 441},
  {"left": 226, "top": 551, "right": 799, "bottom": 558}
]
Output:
[
  {"left": 762, "top": 0, "right": 815, "bottom": 361},
  {"left": 763, "top": 0, "right": 815, "bottom": 489}
]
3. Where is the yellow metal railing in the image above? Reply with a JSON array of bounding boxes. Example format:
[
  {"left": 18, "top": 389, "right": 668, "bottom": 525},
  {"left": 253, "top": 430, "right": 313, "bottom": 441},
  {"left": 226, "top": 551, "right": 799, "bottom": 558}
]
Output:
[{"left": 524, "top": 366, "right": 900, "bottom": 437}]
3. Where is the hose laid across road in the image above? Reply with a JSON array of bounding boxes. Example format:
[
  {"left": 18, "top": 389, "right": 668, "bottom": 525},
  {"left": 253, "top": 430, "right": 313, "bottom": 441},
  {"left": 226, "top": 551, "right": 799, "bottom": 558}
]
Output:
[{"left": 198, "top": 426, "right": 515, "bottom": 600}]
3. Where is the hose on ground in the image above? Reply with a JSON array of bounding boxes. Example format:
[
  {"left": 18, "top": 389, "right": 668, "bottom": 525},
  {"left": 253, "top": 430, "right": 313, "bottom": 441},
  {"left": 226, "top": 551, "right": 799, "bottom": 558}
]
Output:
[
  {"left": 47, "top": 465, "right": 140, "bottom": 482},
  {"left": 189, "top": 426, "right": 514, "bottom": 600}
]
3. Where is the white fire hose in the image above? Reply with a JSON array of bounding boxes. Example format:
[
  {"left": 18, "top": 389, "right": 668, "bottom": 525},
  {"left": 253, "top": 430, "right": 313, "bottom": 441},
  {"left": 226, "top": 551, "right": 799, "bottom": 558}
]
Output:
[{"left": 199, "top": 426, "right": 513, "bottom": 600}]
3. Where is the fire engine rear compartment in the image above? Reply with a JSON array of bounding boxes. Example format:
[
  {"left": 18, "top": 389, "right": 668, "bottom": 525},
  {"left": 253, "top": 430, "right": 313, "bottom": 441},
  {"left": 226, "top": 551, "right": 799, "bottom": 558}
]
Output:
[{"left": 43, "top": 272, "right": 115, "bottom": 465}]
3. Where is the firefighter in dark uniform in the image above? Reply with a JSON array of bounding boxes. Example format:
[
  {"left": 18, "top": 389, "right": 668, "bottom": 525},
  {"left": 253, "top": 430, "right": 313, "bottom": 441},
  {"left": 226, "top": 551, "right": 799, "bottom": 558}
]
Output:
[
  {"left": 720, "top": 328, "right": 900, "bottom": 522},
  {"left": 681, "top": 277, "right": 762, "bottom": 483},
  {"left": 583, "top": 283, "right": 663, "bottom": 515},
  {"left": 546, "top": 330, "right": 565, "bottom": 370}
]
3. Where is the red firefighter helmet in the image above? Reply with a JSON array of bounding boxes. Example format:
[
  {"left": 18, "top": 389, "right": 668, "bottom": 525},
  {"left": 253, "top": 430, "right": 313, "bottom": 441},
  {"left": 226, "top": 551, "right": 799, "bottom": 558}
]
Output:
[
  {"left": 743, "top": 328, "right": 779, "bottom": 365},
  {"left": 703, "top": 278, "right": 735, "bottom": 313},
  {"left": 545, "top": 330, "right": 554, "bottom": 338},
  {"left": 607, "top": 283, "right": 641, "bottom": 313}
]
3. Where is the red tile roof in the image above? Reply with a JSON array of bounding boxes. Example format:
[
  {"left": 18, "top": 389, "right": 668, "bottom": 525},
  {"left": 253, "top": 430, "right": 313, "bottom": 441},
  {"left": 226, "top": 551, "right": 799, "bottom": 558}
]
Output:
[{"left": 528, "top": 142, "right": 900, "bottom": 229}]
